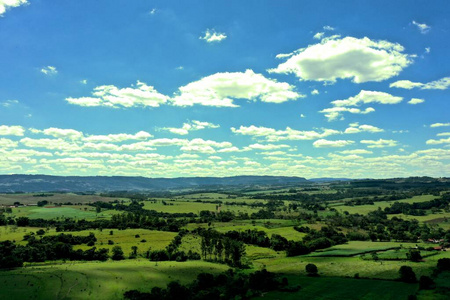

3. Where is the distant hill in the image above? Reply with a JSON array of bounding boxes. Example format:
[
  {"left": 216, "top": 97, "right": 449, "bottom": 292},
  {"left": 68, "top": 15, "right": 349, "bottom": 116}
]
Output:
[
  {"left": 0, "top": 175, "right": 310, "bottom": 193},
  {"left": 308, "top": 178, "right": 353, "bottom": 182}
]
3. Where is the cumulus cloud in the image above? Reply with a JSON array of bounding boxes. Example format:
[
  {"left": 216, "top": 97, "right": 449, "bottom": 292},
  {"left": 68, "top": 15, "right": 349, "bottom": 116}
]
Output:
[
  {"left": 0, "top": 100, "right": 19, "bottom": 107},
  {"left": 313, "top": 32, "right": 324, "bottom": 40},
  {"left": 84, "top": 131, "right": 152, "bottom": 143},
  {"left": 172, "top": 69, "right": 303, "bottom": 107},
  {"left": 430, "top": 123, "right": 450, "bottom": 128},
  {"left": 200, "top": 29, "right": 227, "bottom": 43},
  {"left": 320, "top": 90, "right": 402, "bottom": 121},
  {"left": 20, "top": 138, "right": 81, "bottom": 151},
  {"left": 344, "top": 123, "right": 384, "bottom": 134},
  {"left": 41, "top": 66, "right": 58, "bottom": 75},
  {"left": 412, "top": 21, "right": 431, "bottom": 34},
  {"left": 0, "top": 0, "right": 27, "bottom": 16},
  {"left": 245, "top": 143, "right": 290, "bottom": 151},
  {"left": 162, "top": 120, "right": 219, "bottom": 135},
  {"left": 0, "top": 125, "right": 25, "bottom": 136},
  {"left": 231, "top": 125, "right": 339, "bottom": 142},
  {"left": 313, "top": 139, "right": 354, "bottom": 148},
  {"left": 426, "top": 137, "right": 450, "bottom": 145},
  {"left": 37, "top": 128, "right": 84, "bottom": 140},
  {"left": 66, "top": 81, "right": 169, "bottom": 108},
  {"left": 0, "top": 138, "right": 18, "bottom": 148},
  {"left": 360, "top": 139, "right": 398, "bottom": 148},
  {"left": 338, "top": 149, "right": 373, "bottom": 155},
  {"left": 390, "top": 77, "right": 450, "bottom": 90},
  {"left": 269, "top": 36, "right": 412, "bottom": 83},
  {"left": 320, "top": 107, "right": 375, "bottom": 121},
  {"left": 408, "top": 98, "right": 425, "bottom": 105}
]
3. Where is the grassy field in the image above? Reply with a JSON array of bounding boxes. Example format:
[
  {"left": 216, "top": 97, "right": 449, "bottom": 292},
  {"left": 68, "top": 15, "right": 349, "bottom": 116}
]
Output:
[
  {"left": 0, "top": 193, "right": 120, "bottom": 206},
  {"left": 255, "top": 275, "right": 418, "bottom": 300},
  {"left": 0, "top": 260, "right": 229, "bottom": 300},
  {"left": 252, "top": 249, "right": 450, "bottom": 280},
  {"left": 8, "top": 205, "right": 119, "bottom": 220},
  {"left": 142, "top": 199, "right": 260, "bottom": 214},
  {"left": 333, "top": 194, "right": 437, "bottom": 215}
]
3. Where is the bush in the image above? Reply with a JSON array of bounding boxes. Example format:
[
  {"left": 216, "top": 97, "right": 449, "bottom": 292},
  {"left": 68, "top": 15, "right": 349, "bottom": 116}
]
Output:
[
  {"left": 305, "top": 263, "right": 318, "bottom": 276},
  {"left": 399, "top": 266, "right": 416, "bottom": 283}
]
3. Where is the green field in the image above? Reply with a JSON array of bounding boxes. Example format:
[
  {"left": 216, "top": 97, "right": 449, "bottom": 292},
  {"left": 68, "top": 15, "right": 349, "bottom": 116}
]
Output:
[
  {"left": 0, "top": 260, "right": 229, "bottom": 300},
  {"left": 333, "top": 195, "right": 437, "bottom": 215},
  {"left": 0, "top": 193, "right": 120, "bottom": 206},
  {"left": 9, "top": 205, "right": 119, "bottom": 220},
  {"left": 142, "top": 199, "right": 260, "bottom": 214},
  {"left": 256, "top": 275, "right": 418, "bottom": 300}
]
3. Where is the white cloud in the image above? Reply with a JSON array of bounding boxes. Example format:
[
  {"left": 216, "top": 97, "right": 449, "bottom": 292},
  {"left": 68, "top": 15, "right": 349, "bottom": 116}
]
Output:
[
  {"left": 80, "top": 79, "right": 88, "bottom": 84},
  {"left": 41, "top": 128, "right": 84, "bottom": 140},
  {"left": 1, "top": 100, "right": 19, "bottom": 107},
  {"left": 408, "top": 98, "right": 425, "bottom": 105},
  {"left": 311, "top": 89, "right": 319, "bottom": 95},
  {"left": 425, "top": 47, "right": 431, "bottom": 54},
  {"left": 84, "top": 131, "right": 152, "bottom": 142},
  {"left": 66, "top": 81, "right": 169, "bottom": 108},
  {"left": 200, "top": 29, "right": 227, "bottom": 43},
  {"left": 344, "top": 123, "right": 384, "bottom": 134},
  {"left": 269, "top": 36, "right": 412, "bottom": 83},
  {"left": 41, "top": 66, "right": 58, "bottom": 75},
  {"left": 338, "top": 149, "right": 373, "bottom": 155},
  {"left": 320, "top": 106, "right": 375, "bottom": 121},
  {"left": 172, "top": 69, "right": 303, "bottom": 107},
  {"left": 0, "top": 0, "right": 27, "bottom": 16},
  {"left": 20, "top": 138, "right": 81, "bottom": 151},
  {"left": 331, "top": 90, "right": 403, "bottom": 106},
  {"left": 321, "top": 90, "right": 402, "bottom": 121},
  {"left": 0, "top": 125, "right": 25, "bottom": 136},
  {"left": 426, "top": 137, "right": 450, "bottom": 145},
  {"left": 360, "top": 139, "right": 398, "bottom": 148},
  {"left": 0, "top": 138, "right": 18, "bottom": 148},
  {"left": 83, "top": 142, "right": 120, "bottom": 151},
  {"left": 323, "top": 25, "right": 335, "bottom": 31},
  {"left": 437, "top": 132, "right": 450, "bottom": 137},
  {"left": 245, "top": 143, "right": 290, "bottom": 151},
  {"left": 313, "top": 32, "right": 324, "bottom": 40},
  {"left": 412, "top": 21, "right": 431, "bottom": 34},
  {"left": 162, "top": 120, "right": 219, "bottom": 135},
  {"left": 430, "top": 123, "right": 450, "bottom": 128},
  {"left": 313, "top": 139, "right": 354, "bottom": 148},
  {"left": 231, "top": 125, "right": 340, "bottom": 141},
  {"left": 390, "top": 77, "right": 450, "bottom": 90}
]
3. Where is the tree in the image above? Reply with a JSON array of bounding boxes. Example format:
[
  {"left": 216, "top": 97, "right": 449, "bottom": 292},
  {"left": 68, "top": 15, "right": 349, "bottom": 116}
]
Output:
[
  {"left": 111, "top": 246, "right": 125, "bottom": 260},
  {"left": 305, "top": 263, "right": 318, "bottom": 276},
  {"left": 129, "top": 246, "right": 138, "bottom": 259},
  {"left": 419, "top": 275, "right": 435, "bottom": 290},
  {"left": 407, "top": 249, "right": 422, "bottom": 262},
  {"left": 399, "top": 266, "right": 416, "bottom": 283}
]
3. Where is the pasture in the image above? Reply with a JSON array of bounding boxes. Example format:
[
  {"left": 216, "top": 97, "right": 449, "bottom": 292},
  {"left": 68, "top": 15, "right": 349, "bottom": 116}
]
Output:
[
  {"left": 256, "top": 275, "right": 418, "bottom": 300},
  {"left": 0, "top": 260, "right": 229, "bottom": 300}
]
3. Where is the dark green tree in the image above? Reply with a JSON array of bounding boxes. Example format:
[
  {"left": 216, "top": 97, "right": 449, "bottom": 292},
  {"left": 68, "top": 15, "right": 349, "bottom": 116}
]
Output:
[
  {"left": 111, "top": 246, "right": 125, "bottom": 261},
  {"left": 399, "top": 266, "right": 417, "bottom": 283},
  {"left": 305, "top": 263, "right": 318, "bottom": 276}
]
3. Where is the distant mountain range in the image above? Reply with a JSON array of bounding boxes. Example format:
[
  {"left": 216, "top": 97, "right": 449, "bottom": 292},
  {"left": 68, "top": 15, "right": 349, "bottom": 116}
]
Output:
[{"left": 0, "top": 174, "right": 310, "bottom": 193}]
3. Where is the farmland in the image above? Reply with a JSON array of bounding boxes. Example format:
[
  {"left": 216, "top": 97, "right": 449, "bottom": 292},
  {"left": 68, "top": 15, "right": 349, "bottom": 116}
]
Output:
[{"left": 0, "top": 177, "right": 449, "bottom": 299}]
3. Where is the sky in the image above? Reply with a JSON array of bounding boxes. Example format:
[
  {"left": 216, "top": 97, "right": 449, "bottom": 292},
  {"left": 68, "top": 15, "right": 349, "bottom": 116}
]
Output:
[{"left": 0, "top": 0, "right": 449, "bottom": 179}]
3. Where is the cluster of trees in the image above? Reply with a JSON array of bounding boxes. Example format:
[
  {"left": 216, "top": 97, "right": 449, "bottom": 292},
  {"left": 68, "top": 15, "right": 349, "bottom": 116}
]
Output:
[
  {"left": 147, "top": 230, "right": 201, "bottom": 262},
  {"left": 0, "top": 233, "right": 109, "bottom": 268},
  {"left": 383, "top": 194, "right": 449, "bottom": 216},
  {"left": 0, "top": 212, "right": 187, "bottom": 233},
  {"left": 124, "top": 269, "right": 291, "bottom": 300},
  {"left": 196, "top": 229, "right": 246, "bottom": 267}
]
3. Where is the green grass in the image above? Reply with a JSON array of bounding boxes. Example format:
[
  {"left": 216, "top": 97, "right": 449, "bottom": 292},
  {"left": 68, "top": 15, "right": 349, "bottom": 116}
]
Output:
[
  {"left": 334, "top": 195, "right": 438, "bottom": 215},
  {"left": 142, "top": 200, "right": 259, "bottom": 214},
  {"left": 0, "top": 260, "right": 229, "bottom": 300},
  {"left": 0, "top": 193, "right": 121, "bottom": 206},
  {"left": 252, "top": 249, "right": 450, "bottom": 280},
  {"left": 9, "top": 205, "right": 119, "bottom": 220},
  {"left": 255, "top": 275, "right": 418, "bottom": 300}
]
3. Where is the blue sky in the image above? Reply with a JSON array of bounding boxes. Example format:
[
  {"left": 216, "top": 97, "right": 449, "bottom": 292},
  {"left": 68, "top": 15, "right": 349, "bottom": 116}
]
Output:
[{"left": 0, "top": 0, "right": 449, "bottom": 178}]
